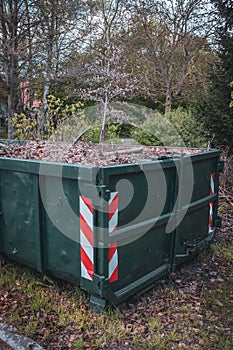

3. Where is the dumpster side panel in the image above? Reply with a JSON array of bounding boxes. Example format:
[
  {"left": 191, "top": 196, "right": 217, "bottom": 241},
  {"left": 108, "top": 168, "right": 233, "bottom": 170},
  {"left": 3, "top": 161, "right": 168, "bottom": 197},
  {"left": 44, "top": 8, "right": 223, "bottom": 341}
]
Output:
[
  {"left": 190, "top": 154, "right": 219, "bottom": 203},
  {"left": 173, "top": 152, "right": 221, "bottom": 265},
  {"left": 39, "top": 175, "right": 81, "bottom": 283},
  {"left": 173, "top": 206, "right": 210, "bottom": 260},
  {"left": 103, "top": 162, "right": 176, "bottom": 227},
  {"left": 96, "top": 161, "right": 176, "bottom": 302},
  {"left": 0, "top": 170, "right": 37, "bottom": 267},
  {"left": 0, "top": 160, "right": 98, "bottom": 289},
  {"left": 115, "top": 224, "right": 170, "bottom": 286}
]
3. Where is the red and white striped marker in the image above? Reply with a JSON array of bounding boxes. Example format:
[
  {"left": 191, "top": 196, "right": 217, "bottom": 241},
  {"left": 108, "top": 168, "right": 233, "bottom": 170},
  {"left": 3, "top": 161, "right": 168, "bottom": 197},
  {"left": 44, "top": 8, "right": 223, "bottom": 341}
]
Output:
[
  {"left": 79, "top": 192, "right": 119, "bottom": 283},
  {"left": 108, "top": 192, "right": 119, "bottom": 283},
  {"left": 80, "top": 196, "right": 94, "bottom": 280},
  {"left": 208, "top": 172, "right": 215, "bottom": 233}
]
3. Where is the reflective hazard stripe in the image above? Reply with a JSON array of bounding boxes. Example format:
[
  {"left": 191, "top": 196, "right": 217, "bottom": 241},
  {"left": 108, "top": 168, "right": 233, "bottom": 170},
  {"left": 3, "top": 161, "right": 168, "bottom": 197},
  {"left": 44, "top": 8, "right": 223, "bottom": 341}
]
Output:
[
  {"left": 208, "top": 173, "right": 215, "bottom": 233},
  {"left": 79, "top": 192, "right": 119, "bottom": 283},
  {"left": 80, "top": 196, "right": 94, "bottom": 280},
  {"left": 109, "top": 192, "right": 118, "bottom": 233},
  {"left": 210, "top": 172, "right": 215, "bottom": 195},
  {"left": 108, "top": 192, "right": 118, "bottom": 283},
  {"left": 108, "top": 242, "right": 118, "bottom": 283}
]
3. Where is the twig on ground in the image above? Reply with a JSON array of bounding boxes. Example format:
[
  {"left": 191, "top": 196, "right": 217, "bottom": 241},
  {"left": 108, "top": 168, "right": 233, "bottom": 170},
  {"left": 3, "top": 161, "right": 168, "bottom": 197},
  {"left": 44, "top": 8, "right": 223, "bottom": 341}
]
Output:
[{"left": 0, "top": 143, "right": 10, "bottom": 155}]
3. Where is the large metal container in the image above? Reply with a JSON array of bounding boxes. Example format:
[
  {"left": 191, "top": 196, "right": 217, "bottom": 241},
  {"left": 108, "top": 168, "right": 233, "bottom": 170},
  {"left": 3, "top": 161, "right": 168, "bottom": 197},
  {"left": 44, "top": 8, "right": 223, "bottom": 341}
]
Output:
[{"left": 0, "top": 145, "right": 223, "bottom": 309}]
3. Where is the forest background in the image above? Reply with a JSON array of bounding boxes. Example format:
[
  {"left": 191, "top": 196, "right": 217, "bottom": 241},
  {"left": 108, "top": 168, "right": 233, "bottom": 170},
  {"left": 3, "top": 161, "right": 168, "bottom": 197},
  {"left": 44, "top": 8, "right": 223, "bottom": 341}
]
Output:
[{"left": 0, "top": 0, "right": 232, "bottom": 150}]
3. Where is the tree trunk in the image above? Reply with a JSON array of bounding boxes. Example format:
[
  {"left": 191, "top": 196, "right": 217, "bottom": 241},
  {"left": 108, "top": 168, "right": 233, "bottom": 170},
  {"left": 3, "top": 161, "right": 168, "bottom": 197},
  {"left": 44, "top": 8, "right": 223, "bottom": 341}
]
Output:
[
  {"left": 24, "top": 0, "right": 34, "bottom": 107},
  {"left": 40, "top": 5, "right": 56, "bottom": 137},
  {"left": 0, "top": 0, "right": 19, "bottom": 139},
  {"left": 100, "top": 92, "right": 108, "bottom": 143},
  {"left": 42, "top": 75, "right": 50, "bottom": 113},
  {"left": 165, "top": 88, "right": 172, "bottom": 114},
  {"left": 7, "top": 95, "right": 14, "bottom": 139},
  {"left": 7, "top": 48, "right": 19, "bottom": 139}
]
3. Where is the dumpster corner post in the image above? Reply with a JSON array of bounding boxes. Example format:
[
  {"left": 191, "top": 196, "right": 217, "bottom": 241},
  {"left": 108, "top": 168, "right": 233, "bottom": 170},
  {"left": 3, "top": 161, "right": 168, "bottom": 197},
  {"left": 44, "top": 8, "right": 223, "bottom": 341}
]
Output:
[{"left": 90, "top": 295, "right": 107, "bottom": 314}]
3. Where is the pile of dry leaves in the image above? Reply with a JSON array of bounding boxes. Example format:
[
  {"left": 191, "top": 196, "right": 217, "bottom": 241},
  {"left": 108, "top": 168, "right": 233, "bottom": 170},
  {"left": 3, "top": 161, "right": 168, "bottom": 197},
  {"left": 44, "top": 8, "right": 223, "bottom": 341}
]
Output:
[{"left": 0, "top": 141, "right": 203, "bottom": 166}]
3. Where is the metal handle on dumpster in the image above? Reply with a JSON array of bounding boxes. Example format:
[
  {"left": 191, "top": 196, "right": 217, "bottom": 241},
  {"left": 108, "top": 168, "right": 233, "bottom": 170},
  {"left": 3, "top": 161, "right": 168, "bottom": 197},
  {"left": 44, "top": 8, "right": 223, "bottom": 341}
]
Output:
[{"left": 175, "top": 234, "right": 214, "bottom": 258}]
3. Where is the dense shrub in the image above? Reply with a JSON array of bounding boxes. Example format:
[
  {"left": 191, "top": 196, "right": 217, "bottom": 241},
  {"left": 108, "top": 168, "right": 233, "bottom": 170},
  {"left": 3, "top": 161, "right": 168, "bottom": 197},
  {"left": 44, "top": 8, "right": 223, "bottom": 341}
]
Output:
[{"left": 133, "top": 108, "right": 206, "bottom": 147}]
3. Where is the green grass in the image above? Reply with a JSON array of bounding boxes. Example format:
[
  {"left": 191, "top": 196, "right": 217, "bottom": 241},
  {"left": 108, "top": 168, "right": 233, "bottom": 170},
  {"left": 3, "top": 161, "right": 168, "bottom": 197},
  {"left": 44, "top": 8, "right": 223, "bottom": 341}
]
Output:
[{"left": 0, "top": 240, "right": 232, "bottom": 349}]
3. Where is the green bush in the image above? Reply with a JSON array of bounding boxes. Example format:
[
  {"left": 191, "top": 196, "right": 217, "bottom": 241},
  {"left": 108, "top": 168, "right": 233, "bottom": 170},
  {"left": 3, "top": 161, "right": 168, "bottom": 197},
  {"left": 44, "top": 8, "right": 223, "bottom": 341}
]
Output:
[
  {"left": 230, "top": 81, "right": 233, "bottom": 108},
  {"left": 81, "top": 124, "right": 121, "bottom": 143},
  {"left": 131, "top": 128, "right": 160, "bottom": 146},
  {"left": 133, "top": 108, "right": 206, "bottom": 147},
  {"left": 166, "top": 108, "right": 206, "bottom": 147},
  {"left": 12, "top": 95, "right": 85, "bottom": 141}
]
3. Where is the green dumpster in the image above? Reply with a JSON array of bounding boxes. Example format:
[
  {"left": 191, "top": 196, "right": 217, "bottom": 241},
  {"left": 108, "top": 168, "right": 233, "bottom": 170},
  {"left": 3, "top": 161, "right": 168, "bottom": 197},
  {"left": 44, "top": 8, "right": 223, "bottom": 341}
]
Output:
[{"left": 0, "top": 144, "right": 223, "bottom": 308}]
